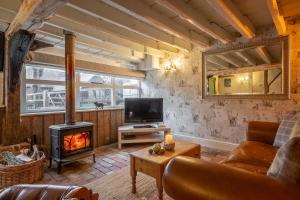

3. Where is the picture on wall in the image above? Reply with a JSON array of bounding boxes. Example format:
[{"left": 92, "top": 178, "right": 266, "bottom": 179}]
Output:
[{"left": 224, "top": 78, "right": 231, "bottom": 87}]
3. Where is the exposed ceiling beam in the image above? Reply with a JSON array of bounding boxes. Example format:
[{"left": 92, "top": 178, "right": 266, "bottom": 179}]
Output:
[
  {"left": 31, "top": 52, "right": 145, "bottom": 78},
  {"left": 207, "top": 56, "right": 231, "bottom": 68},
  {"left": 54, "top": 5, "right": 184, "bottom": 51},
  {"left": 0, "top": 0, "right": 178, "bottom": 57},
  {"left": 207, "top": 0, "right": 273, "bottom": 65},
  {"left": 37, "top": 24, "right": 145, "bottom": 61},
  {"left": 106, "top": 0, "right": 210, "bottom": 48},
  {"left": 36, "top": 46, "right": 137, "bottom": 68},
  {"left": 6, "top": 0, "right": 68, "bottom": 39},
  {"left": 266, "top": 0, "right": 287, "bottom": 35},
  {"left": 207, "top": 61, "right": 226, "bottom": 70},
  {"left": 156, "top": 0, "right": 233, "bottom": 43},
  {"left": 207, "top": 0, "right": 255, "bottom": 39},
  {"left": 69, "top": 0, "right": 209, "bottom": 49},
  {"left": 235, "top": 51, "right": 257, "bottom": 66},
  {"left": 256, "top": 46, "right": 273, "bottom": 64},
  {"left": 217, "top": 54, "right": 244, "bottom": 67},
  {"left": 207, "top": 62, "right": 281, "bottom": 76}
]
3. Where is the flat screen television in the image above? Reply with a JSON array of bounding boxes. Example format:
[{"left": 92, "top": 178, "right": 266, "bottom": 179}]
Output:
[{"left": 125, "top": 98, "right": 163, "bottom": 123}]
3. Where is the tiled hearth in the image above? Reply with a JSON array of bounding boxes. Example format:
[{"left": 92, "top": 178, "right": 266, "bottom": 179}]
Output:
[{"left": 39, "top": 144, "right": 229, "bottom": 186}]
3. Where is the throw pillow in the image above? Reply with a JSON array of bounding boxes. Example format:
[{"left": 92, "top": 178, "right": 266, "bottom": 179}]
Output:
[
  {"left": 273, "top": 111, "right": 300, "bottom": 147},
  {"left": 290, "top": 119, "right": 300, "bottom": 139},
  {"left": 267, "top": 137, "right": 300, "bottom": 184}
]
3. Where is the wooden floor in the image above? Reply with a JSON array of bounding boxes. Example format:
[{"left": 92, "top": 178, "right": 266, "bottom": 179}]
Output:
[{"left": 38, "top": 143, "right": 229, "bottom": 186}]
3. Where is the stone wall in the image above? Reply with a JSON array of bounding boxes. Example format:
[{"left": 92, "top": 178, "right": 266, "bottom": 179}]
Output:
[{"left": 141, "top": 30, "right": 300, "bottom": 145}]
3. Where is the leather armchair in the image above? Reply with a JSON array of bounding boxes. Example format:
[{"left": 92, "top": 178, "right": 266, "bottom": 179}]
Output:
[
  {"left": 162, "top": 121, "right": 300, "bottom": 200},
  {"left": 0, "top": 184, "right": 99, "bottom": 200},
  {"left": 163, "top": 156, "right": 300, "bottom": 200},
  {"left": 246, "top": 121, "right": 279, "bottom": 145}
]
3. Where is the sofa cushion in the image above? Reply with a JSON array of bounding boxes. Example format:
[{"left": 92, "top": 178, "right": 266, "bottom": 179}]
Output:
[
  {"left": 274, "top": 111, "right": 300, "bottom": 147},
  {"left": 290, "top": 119, "right": 300, "bottom": 139},
  {"left": 267, "top": 137, "right": 300, "bottom": 184},
  {"left": 220, "top": 141, "right": 278, "bottom": 175},
  {"left": 224, "top": 141, "right": 277, "bottom": 166}
]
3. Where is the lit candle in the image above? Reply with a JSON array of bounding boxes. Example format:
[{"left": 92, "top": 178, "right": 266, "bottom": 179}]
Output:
[{"left": 165, "top": 134, "right": 174, "bottom": 144}]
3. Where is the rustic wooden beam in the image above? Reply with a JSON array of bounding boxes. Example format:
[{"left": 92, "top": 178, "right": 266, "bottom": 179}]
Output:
[
  {"left": 67, "top": 0, "right": 205, "bottom": 49},
  {"left": 207, "top": 0, "right": 256, "bottom": 39},
  {"left": 266, "top": 0, "right": 287, "bottom": 35},
  {"left": 0, "top": 32, "right": 4, "bottom": 71},
  {"left": 264, "top": 70, "right": 269, "bottom": 94},
  {"left": 107, "top": 0, "right": 209, "bottom": 48},
  {"left": 3, "top": 30, "right": 35, "bottom": 145},
  {"left": 5, "top": 0, "right": 68, "bottom": 40},
  {"left": 235, "top": 51, "right": 257, "bottom": 66},
  {"left": 31, "top": 52, "right": 146, "bottom": 78},
  {"left": 207, "top": 63, "right": 281, "bottom": 76},
  {"left": 30, "top": 40, "right": 54, "bottom": 51},
  {"left": 256, "top": 46, "right": 273, "bottom": 64},
  {"left": 217, "top": 54, "right": 244, "bottom": 67},
  {"left": 207, "top": 56, "right": 231, "bottom": 68},
  {"left": 0, "top": 3, "right": 175, "bottom": 55},
  {"left": 156, "top": 0, "right": 233, "bottom": 43}
]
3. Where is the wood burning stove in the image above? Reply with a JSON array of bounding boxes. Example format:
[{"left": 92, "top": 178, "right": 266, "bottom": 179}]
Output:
[
  {"left": 49, "top": 31, "right": 95, "bottom": 173},
  {"left": 49, "top": 122, "right": 95, "bottom": 173}
]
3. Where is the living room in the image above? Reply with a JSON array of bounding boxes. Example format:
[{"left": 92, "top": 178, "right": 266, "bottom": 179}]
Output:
[{"left": 0, "top": 0, "right": 300, "bottom": 199}]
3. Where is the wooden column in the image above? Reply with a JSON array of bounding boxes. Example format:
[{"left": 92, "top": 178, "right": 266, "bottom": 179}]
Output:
[
  {"left": 3, "top": 30, "right": 35, "bottom": 145},
  {"left": 264, "top": 70, "right": 269, "bottom": 94},
  {"left": 64, "top": 30, "right": 76, "bottom": 124}
]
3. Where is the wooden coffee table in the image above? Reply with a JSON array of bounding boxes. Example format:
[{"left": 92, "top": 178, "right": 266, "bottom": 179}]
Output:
[{"left": 130, "top": 140, "right": 201, "bottom": 200}]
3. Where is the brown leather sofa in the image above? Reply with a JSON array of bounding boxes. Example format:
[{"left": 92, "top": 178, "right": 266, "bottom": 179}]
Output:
[
  {"left": 0, "top": 184, "right": 99, "bottom": 200},
  {"left": 162, "top": 121, "right": 300, "bottom": 200}
]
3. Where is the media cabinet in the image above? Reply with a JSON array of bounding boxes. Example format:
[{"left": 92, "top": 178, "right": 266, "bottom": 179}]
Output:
[{"left": 117, "top": 125, "right": 171, "bottom": 149}]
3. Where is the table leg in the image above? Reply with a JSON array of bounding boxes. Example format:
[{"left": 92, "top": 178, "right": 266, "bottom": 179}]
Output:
[
  {"left": 156, "top": 166, "right": 164, "bottom": 200},
  {"left": 130, "top": 155, "right": 137, "bottom": 194},
  {"left": 118, "top": 131, "right": 122, "bottom": 149}
]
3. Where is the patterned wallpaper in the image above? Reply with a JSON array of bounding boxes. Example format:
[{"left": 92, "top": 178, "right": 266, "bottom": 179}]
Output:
[{"left": 141, "top": 47, "right": 300, "bottom": 144}]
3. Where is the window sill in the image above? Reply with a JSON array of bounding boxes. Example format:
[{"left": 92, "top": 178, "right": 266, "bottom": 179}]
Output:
[{"left": 21, "top": 106, "right": 124, "bottom": 117}]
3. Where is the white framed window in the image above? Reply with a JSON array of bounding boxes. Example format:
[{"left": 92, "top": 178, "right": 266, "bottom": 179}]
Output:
[{"left": 21, "top": 64, "right": 141, "bottom": 113}]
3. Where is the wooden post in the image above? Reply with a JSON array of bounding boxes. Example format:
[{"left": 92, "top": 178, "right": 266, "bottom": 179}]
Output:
[
  {"left": 264, "top": 70, "right": 269, "bottom": 94},
  {"left": 3, "top": 30, "right": 35, "bottom": 145},
  {"left": 64, "top": 30, "right": 76, "bottom": 125}
]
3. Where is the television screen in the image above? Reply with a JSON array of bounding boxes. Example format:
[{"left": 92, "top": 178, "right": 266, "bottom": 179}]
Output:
[{"left": 125, "top": 98, "right": 163, "bottom": 123}]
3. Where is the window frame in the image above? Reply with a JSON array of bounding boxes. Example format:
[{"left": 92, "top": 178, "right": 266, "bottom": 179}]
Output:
[{"left": 21, "top": 63, "right": 141, "bottom": 114}]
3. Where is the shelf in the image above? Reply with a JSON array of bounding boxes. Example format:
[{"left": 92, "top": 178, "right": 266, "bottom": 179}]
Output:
[{"left": 121, "top": 133, "right": 163, "bottom": 144}]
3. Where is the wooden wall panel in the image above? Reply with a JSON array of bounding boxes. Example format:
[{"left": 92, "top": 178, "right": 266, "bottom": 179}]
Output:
[{"left": 6, "top": 109, "right": 125, "bottom": 150}]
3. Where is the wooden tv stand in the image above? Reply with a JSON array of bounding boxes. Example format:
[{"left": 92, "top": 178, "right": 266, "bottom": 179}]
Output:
[{"left": 117, "top": 125, "right": 171, "bottom": 149}]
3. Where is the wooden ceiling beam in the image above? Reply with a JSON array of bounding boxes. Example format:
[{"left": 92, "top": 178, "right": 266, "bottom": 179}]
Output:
[
  {"left": 0, "top": 1, "right": 176, "bottom": 57},
  {"left": 207, "top": 0, "right": 256, "bottom": 39},
  {"left": 207, "top": 56, "right": 231, "bottom": 68},
  {"left": 235, "top": 51, "right": 257, "bottom": 66},
  {"left": 207, "top": 62, "right": 281, "bottom": 76},
  {"left": 37, "top": 24, "right": 145, "bottom": 61},
  {"left": 6, "top": 0, "right": 68, "bottom": 39},
  {"left": 217, "top": 54, "right": 244, "bottom": 67},
  {"left": 207, "top": 0, "right": 274, "bottom": 64},
  {"left": 266, "top": 0, "right": 287, "bottom": 35},
  {"left": 68, "top": 0, "right": 199, "bottom": 50},
  {"left": 106, "top": 0, "right": 210, "bottom": 48},
  {"left": 156, "top": 0, "right": 233, "bottom": 43},
  {"left": 256, "top": 46, "right": 273, "bottom": 64},
  {"left": 54, "top": 6, "right": 184, "bottom": 51}
]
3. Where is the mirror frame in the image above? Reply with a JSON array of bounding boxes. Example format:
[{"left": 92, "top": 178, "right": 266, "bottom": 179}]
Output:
[{"left": 202, "top": 36, "right": 289, "bottom": 100}]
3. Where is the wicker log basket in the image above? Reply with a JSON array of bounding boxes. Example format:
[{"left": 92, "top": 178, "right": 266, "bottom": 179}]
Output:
[{"left": 0, "top": 143, "right": 46, "bottom": 188}]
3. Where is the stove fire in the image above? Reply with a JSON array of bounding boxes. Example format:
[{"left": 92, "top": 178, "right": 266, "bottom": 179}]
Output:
[{"left": 64, "top": 132, "right": 91, "bottom": 151}]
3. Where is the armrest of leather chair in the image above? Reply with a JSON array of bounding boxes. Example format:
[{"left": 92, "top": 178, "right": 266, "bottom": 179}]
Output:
[
  {"left": 163, "top": 156, "right": 300, "bottom": 200},
  {"left": 247, "top": 121, "right": 279, "bottom": 145},
  {"left": 0, "top": 184, "right": 99, "bottom": 200}
]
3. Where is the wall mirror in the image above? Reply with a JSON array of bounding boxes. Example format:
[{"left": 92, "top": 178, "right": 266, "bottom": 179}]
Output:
[{"left": 202, "top": 36, "right": 289, "bottom": 99}]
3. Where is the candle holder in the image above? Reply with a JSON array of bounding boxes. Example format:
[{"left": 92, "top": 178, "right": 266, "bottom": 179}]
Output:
[{"left": 164, "top": 142, "right": 175, "bottom": 151}]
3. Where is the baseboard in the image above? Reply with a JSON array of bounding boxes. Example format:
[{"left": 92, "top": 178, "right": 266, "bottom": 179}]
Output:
[{"left": 174, "top": 134, "right": 238, "bottom": 152}]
